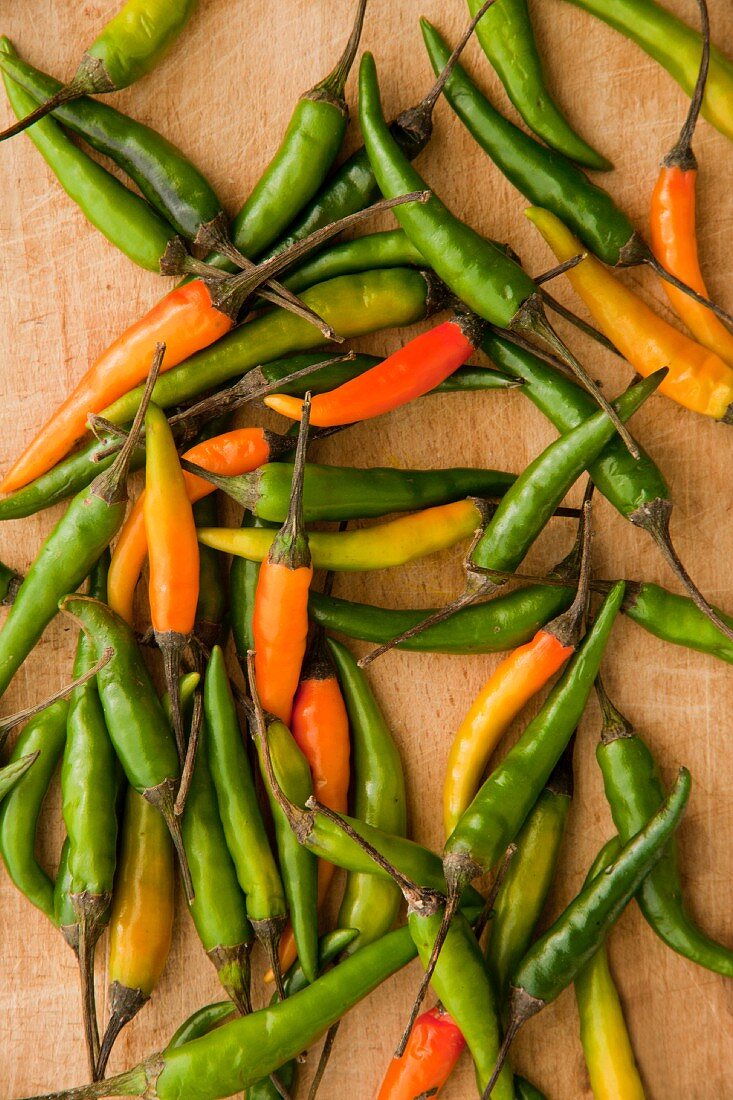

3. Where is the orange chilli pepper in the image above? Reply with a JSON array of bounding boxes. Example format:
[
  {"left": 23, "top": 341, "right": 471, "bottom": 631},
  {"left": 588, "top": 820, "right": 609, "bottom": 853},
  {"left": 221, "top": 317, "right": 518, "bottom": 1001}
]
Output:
[
  {"left": 650, "top": 1, "right": 733, "bottom": 368},
  {"left": 264, "top": 315, "right": 483, "bottom": 426},
  {"left": 253, "top": 394, "right": 314, "bottom": 725},
  {"left": 376, "top": 1004, "right": 466, "bottom": 1100},
  {"left": 144, "top": 403, "right": 199, "bottom": 767},
  {"left": 108, "top": 427, "right": 283, "bottom": 627}
]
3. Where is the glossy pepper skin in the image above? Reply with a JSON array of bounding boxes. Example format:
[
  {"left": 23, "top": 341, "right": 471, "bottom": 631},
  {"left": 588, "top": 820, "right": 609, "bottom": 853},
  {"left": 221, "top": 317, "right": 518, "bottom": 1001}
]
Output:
[
  {"left": 376, "top": 1005, "right": 466, "bottom": 1099},
  {"left": 0, "top": 700, "right": 68, "bottom": 921},
  {"left": 0, "top": 39, "right": 176, "bottom": 271},
  {"left": 329, "top": 638, "right": 407, "bottom": 953},
  {"left": 467, "top": 0, "right": 610, "bottom": 170},
  {"left": 623, "top": 580, "right": 733, "bottom": 665},
  {"left": 527, "top": 207, "right": 733, "bottom": 420},
  {"left": 574, "top": 839, "right": 647, "bottom": 1100},
  {"left": 596, "top": 683, "right": 733, "bottom": 976},
  {"left": 0, "top": 49, "right": 222, "bottom": 241}
]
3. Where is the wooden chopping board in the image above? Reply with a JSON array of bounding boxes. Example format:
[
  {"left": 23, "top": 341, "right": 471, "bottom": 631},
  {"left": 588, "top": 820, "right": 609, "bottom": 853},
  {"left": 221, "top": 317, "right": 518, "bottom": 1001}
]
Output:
[{"left": 1, "top": 1, "right": 732, "bottom": 1096}]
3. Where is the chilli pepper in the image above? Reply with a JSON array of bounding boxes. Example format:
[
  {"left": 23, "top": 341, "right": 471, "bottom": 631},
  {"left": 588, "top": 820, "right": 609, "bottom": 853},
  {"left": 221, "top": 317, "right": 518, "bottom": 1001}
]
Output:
[
  {"left": 193, "top": 496, "right": 228, "bottom": 650},
  {"left": 0, "top": 48, "right": 223, "bottom": 241},
  {"left": 28, "top": 926, "right": 424, "bottom": 1100},
  {"left": 0, "top": 700, "right": 68, "bottom": 922},
  {"left": 181, "top": 697, "right": 253, "bottom": 1015},
  {"left": 144, "top": 402, "right": 199, "bottom": 767},
  {"left": 485, "top": 743, "right": 575, "bottom": 1008},
  {"left": 0, "top": 751, "right": 38, "bottom": 801},
  {"left": 650, "top": 2, "right": 733, "bottom": 366},
  {"left": 252, "top": 395, "right": 313, "bottom": 725},
  {"left": 96, "top": 786, "right": 175, "bottom": 1079},
  {"left": 595, "top": 677, "right": 733, "bottom": 976},
  {"left": 622, "top": 579, "right": 733, "bottom": 665},
  {"left": 200, "top": 497, "right": 490, "bottom": 573},
  {"left": 358, "top": 50, "right": 640, "bottom": 456},
  {"left": 59, "top": 594, "right": 194, "bottom": 902},
  {"left": 54, "top": 837, "right": 79, "bottom": 950},
  {"left": 281, "top": 228, "right": 424, "bottom": 294},
  {"left": 443, "top": 503, "right": 590, "bottom": 834},
  {"left": 467, "top": 0, "right": 610, "bottom": 169},
  {"left": 361, "top": 372, "right": 660, "bottom": 662},
  {"left": 204, "top": 646, "right": 289, "bottom": 995},
  {"left": 563, "top": 0, "right": 733, "bottom": 145},
  {"left": 422, "top": 21, "right": 733, "bottom": 325},
  {"left": 484, "top": 771, "right": 692, "bottom": 1097},
  {"left": 0, "top": 350, "right": 156, "bottom": 703},
  {"left": 61, "top": 551, "right": 120, "bottom": 1077},
  {"left": 230, "top": 514, "right": 274, "bottom": 669},
  {"left": 376, "top": 1004, "right": 466, "bottom": 1100},
  {"left": 0, "top": 0, "right": 199, "bottom": 140},
  {"left": 0, "top": 39, "right": 176, "bottom": 271},
  {"left": 196, "top": 461, "right": 517, "bottom": 524},
  {"left": 527, "top": 206, "right": 733, "bottom": 420},
  {"left": 574, "top": 839, "right": 647, "bottom": 1100},
  {"left": 165, "top": 1002, "right": 236, "bottom": 1052}
]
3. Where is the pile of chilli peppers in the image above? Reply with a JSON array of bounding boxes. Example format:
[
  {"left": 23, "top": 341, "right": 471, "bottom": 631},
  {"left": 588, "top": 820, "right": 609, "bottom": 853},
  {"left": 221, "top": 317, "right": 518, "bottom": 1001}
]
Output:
[{"left": 1, "top": 0, "right": 733, "bottom": 1096}]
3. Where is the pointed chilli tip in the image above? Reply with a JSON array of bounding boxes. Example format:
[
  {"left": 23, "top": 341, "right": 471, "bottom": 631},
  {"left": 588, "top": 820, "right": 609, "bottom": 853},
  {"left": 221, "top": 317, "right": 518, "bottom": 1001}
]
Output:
[{"left": 263, "top": 394, "right": 304, "bottom": 420}]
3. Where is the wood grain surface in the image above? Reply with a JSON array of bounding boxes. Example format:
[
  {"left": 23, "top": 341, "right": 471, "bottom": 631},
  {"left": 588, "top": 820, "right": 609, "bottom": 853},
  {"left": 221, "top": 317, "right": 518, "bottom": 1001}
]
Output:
[{"left": 1, "top": 1, "right": 732, "bottom": 1096}]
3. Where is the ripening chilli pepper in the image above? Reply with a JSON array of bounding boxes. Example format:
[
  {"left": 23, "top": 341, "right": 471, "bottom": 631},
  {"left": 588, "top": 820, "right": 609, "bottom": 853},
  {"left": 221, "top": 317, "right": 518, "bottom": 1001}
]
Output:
[
  {"left": 253, "top": 395, "right": 313, "bottom": 726},
  {"left": 376, "top": 1004, "right": 466, "bottom": 1099},
  {"left": 483, "top": 769, "right": 691, "bottom": 1098}
]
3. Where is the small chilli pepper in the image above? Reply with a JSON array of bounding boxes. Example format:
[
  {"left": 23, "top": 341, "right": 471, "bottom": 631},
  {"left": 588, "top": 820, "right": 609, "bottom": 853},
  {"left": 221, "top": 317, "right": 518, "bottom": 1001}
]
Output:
[
  {"left": 467, "top": 0, "right": 610, "bottom": 169},
  {"left": 0, "top": 0, "right": 199, "bottom": 140},
  {"left": 96, "top": 786, "right": 175, "bottom": 1080},
  {"left": 0, "top": 751, "right": 38, "bottom": 801},
  {"left": 204, "top": 645, "right": 288, "bottom": 995},
  {"left": 229, "top": 514, "right": 274, "bottom": 669},
  {"left": 0, "top": 700, "right": 68, "bottom": 922},
  {"left": 622, "top": 579, "right": 733, "bottom": 665},
  {"left": 595, "top": 677, "right": 733, "bottom": 976},
  {"left": 144, "top": 401, "right": 199, "bottom": 767},
  {"left": 376, "top": 1004, "right": 466, "bottom": 1099},
  {"left": 0, "top": 349, "right": 157, "bottom": 702},
  {"left": 200, "top": 498, "right": 490, "bottom": 573},
  {"left": 253, "top": 394, "right": 313, "bottom": 725},
  {"left": 526, "top": 206, "right": 733, "bottom": 421},
  {"left": 0, "top": 48, "right": 224, "bottom": 241},
  {"left": 281, "top": 228, "right": 425, "bottom": 295},
  {"left": 62, "top": 551, "right": 121, "bottom": 1078},
  {"left": 58, "top": 594, "right": 194, "bottom": 902},
  {"left": 0, "top": 40, "right": 176, "bottom": 272},
  {"left": 193, "top": 495, "right": 228, "bottom": 650},
  {"left": 574, "top": 838, "right": 647, "bottom": 1100},
  {"left": 650, "top": 2, "right": 733, "bottom": 366},
  {"left": 484, "top": 771, "right": 691, "bottom": 1097},
  {"left": 443, "top": 504, "right": 590, "bottom": 834},
  {"left": 485, "top": 743, "right": 575, "bottom": 1008},
  {"left": 165, "top": 1002, "right": 236, "bottom": 1052},
  {"left": 54, "top": 837, "right": 79, "bottom": 950}
]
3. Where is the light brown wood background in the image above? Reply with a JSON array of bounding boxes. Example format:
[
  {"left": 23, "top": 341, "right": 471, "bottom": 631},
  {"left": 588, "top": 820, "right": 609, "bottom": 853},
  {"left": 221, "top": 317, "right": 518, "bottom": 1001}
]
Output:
[{"left": 0, "top": 0, "right": 732, "bottom": 1096}]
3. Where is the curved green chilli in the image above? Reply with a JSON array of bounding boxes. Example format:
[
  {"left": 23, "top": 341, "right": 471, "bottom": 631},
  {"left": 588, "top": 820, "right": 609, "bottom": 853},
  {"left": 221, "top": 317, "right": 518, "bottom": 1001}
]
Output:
[
  {"left": 0, "top": 700, "right": 68, "bottom": 921},
  {"left": 486, "top": 746, "right": 574, "bottom": 1007},
  {"left": 0, "top": 50, "right": 222, "bottom": 240},
  {"left": 0, "top": 751, "right": 39, "bottom": 801},
  {"left": 0, "top": 40, "right": 175, "bottom": 271},
  {"left": 54, "top": 837, "right": 79, "bottom": 948},
  {"left": 422, "top": 22, "right": 632, "bottom": 265},
  {"left": 444, "top": 582, "right": 625, "bottom": 888},
  {"left": 229, "top": 514, "right": 274, "bottom": 665},
  {"left": 467, "top": 0, "right": 611, "bottom": 170},
  {"left": 563, "top": 0, "right": 733, "bottom": 145},
  {"left": 328, "top": 639, "right": 407, "bottom": 953},
  {"left": 596, "top": 685, "right": 733, "bottom": 976},
  {"left": 255, "top": 717, "right": 319, "bottom": 984},
  {"left": 281, "top": 229, "right": 425, "bottom": 294},
  {"left": 193, "top": 496, "right": 228, "bottom": 649},
  {"left": 623, "top": 581, "right": 733, "bottom": 665},
  {"left": 358, "top": 51, "right": 536, "bottom": 328},
  {"left": 309, "top": 585, "right": 574, "bottom": 654},
  {"left": 182, "top": 712, "right": 253, "bottom": 1013},
  {"left": 83, "top": 0, "right": 199, "bottom": 89},
  {"left": 102, "top": 267, "right": 439, "bottom": 422}
]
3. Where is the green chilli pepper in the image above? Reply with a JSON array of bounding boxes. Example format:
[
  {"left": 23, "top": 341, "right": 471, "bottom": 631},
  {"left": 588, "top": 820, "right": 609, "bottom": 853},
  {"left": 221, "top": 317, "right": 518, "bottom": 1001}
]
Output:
[
  {"left": 182, "top": 704, "right": 253, "bottom": 1015},
  {"left": 486, "top": 769, "right": 691, "bottom": 1097},
  {"left": 196, "top": 461, "right": 517, "bottom": 523},
  {"left": 59, "top": 595, "right": 192, "bottom": 902},
  {"left": 574, "top": 839, "right": 647, "bottom": 1100},
  {"left": 564, "top": 0, "right": 733, "bottom": 145},
  {"left": 328, "top": 639, "right": 407, "bottom": 954},
  {"left": 0, "top": 40, "right": 176, "bottom": 271},
  {"left": 166, "top": 1002, "right": 236, "bottom": 1052},
  {"left": 102, "top": 267, "right": 442, "bottom": 423},
  {"left": 62, "top": 551, "right": 120, "bottom": 1076},
  {"left": 229, "top": 515, "right": 272, "bottom": 667},
  {"left": 281, "top": 229, "right": 425, "bottom": 293},
  {"left": 0, "top": 49, "right": 222, "bottom": 240},
  {"left": 0, "top": 0, "right": 199, "bottom": 141},
  {"left": 622, "top": 580, "right": 733, "bottom": 665},
  {"left": 193, "top": 496, "right": 228, "bottom": 649},
  {"left": 0, "top": 700, "right": 68, "bottom": 921},
  {"left": 54, "top": 837, "right": 79, "bottom": 950},
  {"left": 0, "top": 751, "right": 38, "bottom": 802},
  {"left": 486, "top": 742, "right": 574, "bottom": 1008},
  {"left": 467, "top": 0, "right": 611, "bottom": 169},
  {"left": 596, "top": 678, "right": 733, "bottom": 976}
]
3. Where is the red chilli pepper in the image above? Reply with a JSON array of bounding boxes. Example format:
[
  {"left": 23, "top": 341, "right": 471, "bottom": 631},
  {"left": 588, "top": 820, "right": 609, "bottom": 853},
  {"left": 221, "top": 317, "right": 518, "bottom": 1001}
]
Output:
[{"left": 377, "top": 1004, "right": 466, "bottom": 1099}]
